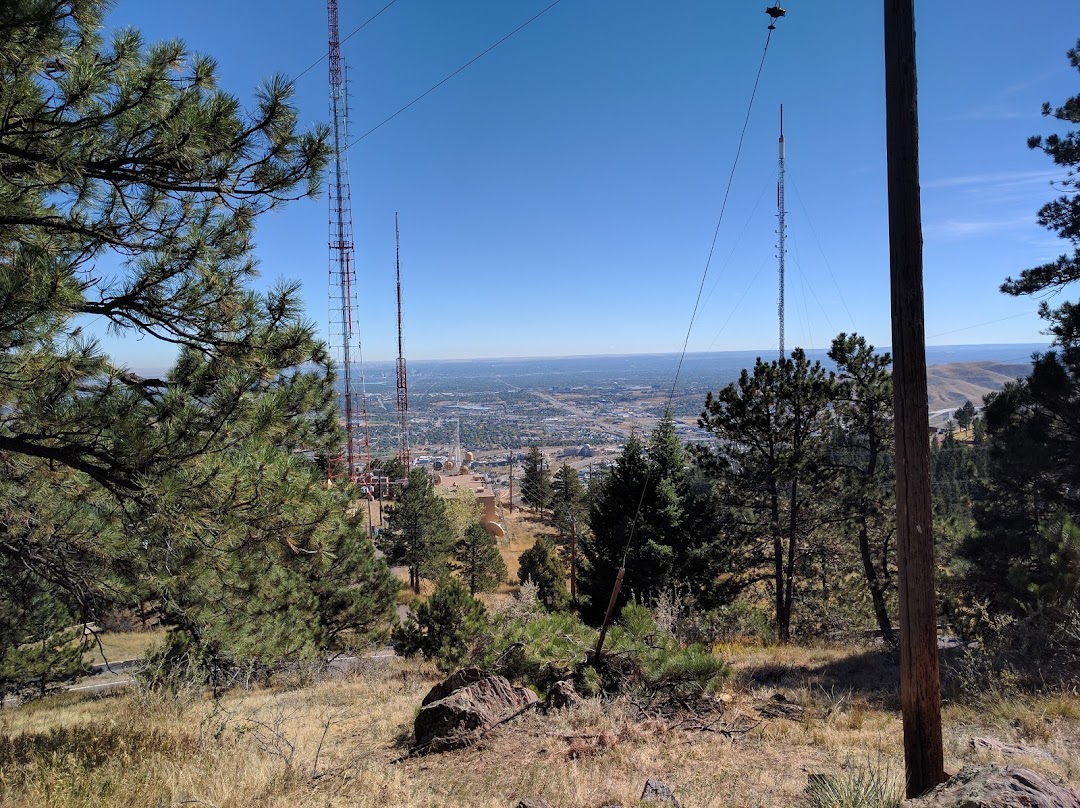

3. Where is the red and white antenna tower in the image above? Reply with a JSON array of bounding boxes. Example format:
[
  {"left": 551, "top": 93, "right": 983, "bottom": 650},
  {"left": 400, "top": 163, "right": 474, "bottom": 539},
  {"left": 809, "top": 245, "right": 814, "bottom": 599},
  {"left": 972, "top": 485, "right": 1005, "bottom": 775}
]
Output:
[
  {"left": 394, "top": 212, "right": 411, "bottom": 471},
  {"left": 777, "top": 104, "right": 787, "bottom": 361},
  {"left": 327, "top": 0, "right": 371, "bottom": 482}
]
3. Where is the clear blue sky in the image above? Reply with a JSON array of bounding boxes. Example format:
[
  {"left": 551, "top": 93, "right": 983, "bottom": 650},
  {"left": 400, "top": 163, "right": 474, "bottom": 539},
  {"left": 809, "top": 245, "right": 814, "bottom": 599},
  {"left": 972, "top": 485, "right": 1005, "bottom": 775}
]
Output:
[{"left": 99, "top": 1, "right": 1079, "bottom": 365}]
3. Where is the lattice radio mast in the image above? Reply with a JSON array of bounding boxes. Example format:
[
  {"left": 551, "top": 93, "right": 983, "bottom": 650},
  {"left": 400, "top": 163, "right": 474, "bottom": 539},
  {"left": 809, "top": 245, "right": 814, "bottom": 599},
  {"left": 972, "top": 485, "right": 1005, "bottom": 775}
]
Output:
[
  {"left": 327, "top": 0, "right": 371, "bottom": 482},
  {"left": 777, "top": 104, "right": 787, "bottom": 361},
  {"left": 394, "top": 212, "right": 411, "bottom": 471}
]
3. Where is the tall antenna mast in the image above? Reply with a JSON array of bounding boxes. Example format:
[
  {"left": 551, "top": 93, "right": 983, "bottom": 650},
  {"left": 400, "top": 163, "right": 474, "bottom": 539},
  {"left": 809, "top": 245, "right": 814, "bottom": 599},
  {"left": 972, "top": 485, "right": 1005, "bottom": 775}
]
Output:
[
  {"left": 327, "top": 0, "right": 371, "bottom": 482},
  {"left": 394, "top": 212, "right": 411, "bottom": 472},
  {"left": 777, "top": 103, "right": 787, "bottom": 361}
]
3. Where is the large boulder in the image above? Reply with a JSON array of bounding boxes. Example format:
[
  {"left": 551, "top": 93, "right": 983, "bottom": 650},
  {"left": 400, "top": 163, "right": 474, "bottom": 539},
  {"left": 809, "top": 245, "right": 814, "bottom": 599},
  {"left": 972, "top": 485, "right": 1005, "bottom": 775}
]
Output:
[
  {"left": 903, "top": 765, "right": 1080, "bottom": 808},
  {"left": 415, "top": 669, "right": 537, "bottom": 752},
  {"left": 420, "top": 667, "right": 487, "bottom": 706}
]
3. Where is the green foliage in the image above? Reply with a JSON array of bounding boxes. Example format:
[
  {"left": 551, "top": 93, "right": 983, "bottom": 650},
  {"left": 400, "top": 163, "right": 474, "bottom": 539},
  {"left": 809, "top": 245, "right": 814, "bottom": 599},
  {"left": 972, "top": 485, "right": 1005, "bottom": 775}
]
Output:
[
  {"left": 381, "top": 468, "right": 454, "bottom": 593},
  {"left": 598, "top": 604, "right": 729, "bottom": 699},
  {"left": 453, "top": 523, "right": 507, "bottom": 595},
  {"left": 521, "top": 445, "right": 552, "bottom": 514},
  {"left": 0, "top": 563, "right": 89, "bottom": 701},
  {"left": 393, "top": 579, "right": 490, "bottom": 672},
  {"left": 580, "top": 413, "right": 695, "bottom": 624},
  {"left": 551, "top": 463, "right": 587, "bottom": 544},
  {"left": 695, "top": 349, "right": 837, "bottom": 642},
  {"left": 489, "top": 603, "right": 728, "bottom": 700},
  {"left": 1001, "top": 38, "right": 1080, "bottom": 298},
  {"left": 804, "top": 761, "right": 903, "bottom": 808},
  {"left": 958, "top": 44, "right": 1080, "bottom": 659},
  {"left": 828, "top": 333, "right": 897, "bottom": 645},
  {"left": 0, "top": 0, "right": 397, "bottom": 673},
  {"left": 954, "top": 400, "right": 977, "bottom": 430},
  {"left": 371, "top": 456, "right": 408, "bottom": 483},
  {"left": 490, "top": 611, "right": 596, "bottom": 688},
  {"left": 517, "top": 537, "right": 569, "bottom": 611}
]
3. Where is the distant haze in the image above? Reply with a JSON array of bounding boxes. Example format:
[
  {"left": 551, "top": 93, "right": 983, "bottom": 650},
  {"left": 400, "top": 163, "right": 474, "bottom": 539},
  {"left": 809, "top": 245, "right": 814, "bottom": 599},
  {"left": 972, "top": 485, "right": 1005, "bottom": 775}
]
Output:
[{"left": 125, "top": 343, "right": 1048, "bottom": 386}]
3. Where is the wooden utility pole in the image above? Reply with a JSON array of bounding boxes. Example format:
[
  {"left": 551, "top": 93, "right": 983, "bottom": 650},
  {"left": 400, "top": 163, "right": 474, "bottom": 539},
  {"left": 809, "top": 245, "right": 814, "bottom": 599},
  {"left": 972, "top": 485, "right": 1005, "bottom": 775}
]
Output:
[
  {"left": 508, "top": 451, "right": 514, "bottom": 513},
  {"left": 883, "top": 0, "right": 945, "bottom": 797}
]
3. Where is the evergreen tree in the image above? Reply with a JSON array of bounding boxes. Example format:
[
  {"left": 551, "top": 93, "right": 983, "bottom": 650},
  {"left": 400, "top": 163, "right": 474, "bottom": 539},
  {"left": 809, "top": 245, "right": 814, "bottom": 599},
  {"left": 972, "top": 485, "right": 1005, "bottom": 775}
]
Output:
[
  {"left": 954, "top": 400, "right": 977, "bottom": 430},
  {"left": 964, "top": 41, "right": 1080, "bottom": 620},
  {"left": 454, "top": 524, "right": 507, "bottom": 595},
  {"left": 828, "top": 333, "right": 897, "bottom": 646},
  {"left": 580, "top": 413, "right": 691, "bottom": 624},
  {"left": 551, "top": 463, "right": 587, "bottom": 544},
  {"left": 581, "top": 434, "right": 648, "bottom": 623},
  {"left": 0, "top": 0, "right": 397, "bottom": 668},
  {"left": 0, "top": 560, "right": 89, "bottom": 701},
  {"left": 517, "top": 537, "right": 569, "bottom": 611},
  {"left": 382, "top": 468, "right": 454, "bottom": 593},
  {"left": 695, "top": 349, "right": 837, "bottom": 642},
  {"left": 393, "top": 578, "right": 489, "bottom": 672},
  {"left": 521, "top": 445, "right": 552, "bottom": 516},
  {"left": 972, "top": 416, "right": 987, "bottom": 446}
]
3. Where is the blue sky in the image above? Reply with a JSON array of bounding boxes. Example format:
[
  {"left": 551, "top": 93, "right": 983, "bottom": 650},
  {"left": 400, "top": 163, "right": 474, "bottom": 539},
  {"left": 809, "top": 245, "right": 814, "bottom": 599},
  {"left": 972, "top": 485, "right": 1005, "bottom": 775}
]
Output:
[{"left": 99, "top": 1, "right": 1079, "bottom": 365}]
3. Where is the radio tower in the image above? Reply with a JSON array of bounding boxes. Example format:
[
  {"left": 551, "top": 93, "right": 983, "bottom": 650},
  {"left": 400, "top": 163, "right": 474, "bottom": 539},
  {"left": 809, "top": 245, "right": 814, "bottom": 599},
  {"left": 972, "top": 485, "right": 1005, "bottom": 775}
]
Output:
[
  {"left": 394, "top": 213, "right": 411, "bottom": 472},
  {"left": 777, "top": 104, "right": 787, "bottom": 361},
  {"left": 327, "top": 0, "right": 371, "bottom": 482}
]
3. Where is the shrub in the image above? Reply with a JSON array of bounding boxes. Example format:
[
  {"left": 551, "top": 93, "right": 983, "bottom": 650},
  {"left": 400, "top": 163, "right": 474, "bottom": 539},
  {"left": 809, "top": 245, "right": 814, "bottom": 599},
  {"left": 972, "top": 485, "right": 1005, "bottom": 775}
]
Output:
[
  {"left": 517, "top": 537, "right": 569, "bottom": 611},
  {"left": 393, "top": 579, "right": 490, "bottom": 672},
  {"left": 488, "top": 602, "right": 729, "bottom": 700},
  {"left": 805, "top": 759, "right": 903, "bottom": 808}
]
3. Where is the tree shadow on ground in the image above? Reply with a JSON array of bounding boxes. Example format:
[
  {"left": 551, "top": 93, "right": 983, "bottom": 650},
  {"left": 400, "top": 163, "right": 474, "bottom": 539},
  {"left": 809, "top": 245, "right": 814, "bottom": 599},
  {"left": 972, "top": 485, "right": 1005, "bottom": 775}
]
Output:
[{"left": 733, "top": 642, "right": 1062, "bottom": 712}]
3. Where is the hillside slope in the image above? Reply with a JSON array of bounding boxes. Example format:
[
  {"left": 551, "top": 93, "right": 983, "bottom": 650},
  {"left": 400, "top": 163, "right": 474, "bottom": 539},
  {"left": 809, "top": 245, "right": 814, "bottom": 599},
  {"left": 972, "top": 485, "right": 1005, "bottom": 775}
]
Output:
[{"left": 925, "top": 361, "right": 1030, "bottom": 413}]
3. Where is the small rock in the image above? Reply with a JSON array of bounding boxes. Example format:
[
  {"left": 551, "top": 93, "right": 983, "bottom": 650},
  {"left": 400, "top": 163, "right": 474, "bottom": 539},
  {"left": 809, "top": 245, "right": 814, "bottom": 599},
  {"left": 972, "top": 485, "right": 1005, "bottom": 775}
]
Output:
[
  {"left": 514, "top": 799, "right": 551, "bottom": 808},
  {"left": 642, "top": 777, "right": 681, "bottom": 807},
  {"left": 970, "top": 736, "right": 1054, "bottom": 761},
  {"left": 546, "top": 679, "right": 583, "bottom": 710},
  {"left": 902, "top": 764, "right": 1080, "bottom": 808}
]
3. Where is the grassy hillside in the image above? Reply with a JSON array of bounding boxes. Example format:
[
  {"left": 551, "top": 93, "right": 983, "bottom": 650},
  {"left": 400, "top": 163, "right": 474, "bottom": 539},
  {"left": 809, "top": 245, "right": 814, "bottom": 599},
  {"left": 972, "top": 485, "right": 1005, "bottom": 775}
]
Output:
[
  {"left": 3, "top": 643, "right": 1077, "bottom": 807},
  {"left": 925, "top": 361, "right": 1030, "bottom": 412}
]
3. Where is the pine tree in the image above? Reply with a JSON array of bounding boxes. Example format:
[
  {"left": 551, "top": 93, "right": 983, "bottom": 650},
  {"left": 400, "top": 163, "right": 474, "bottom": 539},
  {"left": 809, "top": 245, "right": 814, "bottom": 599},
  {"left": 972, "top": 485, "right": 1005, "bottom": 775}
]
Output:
[
  {"left": 965, "top": 40, "right": 1080, "bottom": 620},
  {"left": 551, "top": 463, "right": 587, "bottom": 544},
  {"left": 0, "top": 560, "right": 89, "bottom": 701},
  {"left": 393, "top": 578, "right": 489, "bottom": 672},
  {"left": 517, "top": 537, "right": 569, "bottom": 611},
  {"left": 382, "top": 469, "right": 454, "bottom": 593},
  {"left": 695, "top": 349, "right": 837, "bottom": 642},
  {"left": 0, "top": 1, "right": 397, "bottom": 669},
  {"left": 828, "top": 333, "right": 897, "bottom": 646},
  {"left": 579, "top": 414, "right": 691, "bottom": 624},
  {"left": 521, "top": 445, "right": 552, "bottom": 516},
  {"left": 954, "top": 401, "right": 977, "bottom": 431},
  {"left": 581, "top": 434, "right": 648, "bottom": 623},
  {"left": 454, "top": 523, "right": 507, "bottom": 595}
]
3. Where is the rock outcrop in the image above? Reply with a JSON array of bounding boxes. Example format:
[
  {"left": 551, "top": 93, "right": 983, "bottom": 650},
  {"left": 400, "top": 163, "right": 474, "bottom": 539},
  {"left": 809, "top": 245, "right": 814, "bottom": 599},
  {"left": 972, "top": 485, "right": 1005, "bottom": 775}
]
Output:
[
  {"left": 415, "top": 669, "right": 537, "bottom": 753},
  {"left": 903, "top": 765, "right": 1080, "bottom": 808}
]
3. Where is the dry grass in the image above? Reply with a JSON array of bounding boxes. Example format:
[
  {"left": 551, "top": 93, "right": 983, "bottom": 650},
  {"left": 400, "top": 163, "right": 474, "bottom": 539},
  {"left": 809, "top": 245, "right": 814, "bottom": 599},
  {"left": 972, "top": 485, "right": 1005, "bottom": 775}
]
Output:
[
  {"left": 83, "top": 630, "right": 164, "bottom": 667},
  {"left": 497, "top": 510, "right": 552, "bottom": 586},
  {"left": 2, "top": 644, "right": 1078, "bottom": 808}
]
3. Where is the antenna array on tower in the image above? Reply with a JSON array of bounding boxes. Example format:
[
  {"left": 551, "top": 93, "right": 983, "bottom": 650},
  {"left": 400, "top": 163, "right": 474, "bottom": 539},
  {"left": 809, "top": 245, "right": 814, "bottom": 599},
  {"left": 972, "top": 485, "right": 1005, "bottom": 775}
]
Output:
[
  {"left": 394, "top": 213, "right": 411, "bottom": 472},
  {"left": 777, "top": 104, "right": 787, "bottom": 360},
  {"left": 327, "top": 0, "right": 371, "bottom": 482}
]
